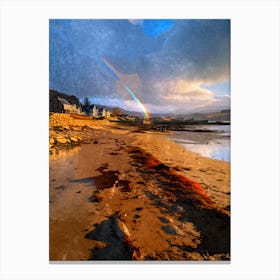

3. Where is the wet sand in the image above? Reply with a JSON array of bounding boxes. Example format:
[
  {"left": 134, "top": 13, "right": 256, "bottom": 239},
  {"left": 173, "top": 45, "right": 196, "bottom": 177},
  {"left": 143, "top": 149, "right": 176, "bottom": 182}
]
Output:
[{"left": 49, "top": 114, "right": 230, "bottom": 261}]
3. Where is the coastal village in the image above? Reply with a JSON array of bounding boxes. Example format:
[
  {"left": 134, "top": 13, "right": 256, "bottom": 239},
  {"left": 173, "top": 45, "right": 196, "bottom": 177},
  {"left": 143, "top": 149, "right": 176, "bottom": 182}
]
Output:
[
  {"left": 50, "top": 89, "right": 112, "bottom": 118},
  {"left": 49, "top": 89, "right": 153, "bottom": 154}
]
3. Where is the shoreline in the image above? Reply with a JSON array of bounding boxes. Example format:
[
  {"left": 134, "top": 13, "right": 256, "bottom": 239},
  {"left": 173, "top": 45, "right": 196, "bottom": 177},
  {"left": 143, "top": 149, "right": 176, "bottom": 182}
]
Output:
[{"left": 49, "top": 113, "right": 230, "bottom": 261}]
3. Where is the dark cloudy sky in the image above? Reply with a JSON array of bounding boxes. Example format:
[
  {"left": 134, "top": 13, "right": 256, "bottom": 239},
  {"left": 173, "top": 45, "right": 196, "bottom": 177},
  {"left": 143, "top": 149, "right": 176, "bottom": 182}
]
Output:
[{"left": 49, "top": 19, "right": 230, "bottom": 114}]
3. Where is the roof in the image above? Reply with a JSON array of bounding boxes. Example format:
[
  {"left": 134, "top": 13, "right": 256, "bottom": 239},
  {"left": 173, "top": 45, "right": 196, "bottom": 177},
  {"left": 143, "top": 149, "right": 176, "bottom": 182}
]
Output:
[{"left": 57, "top": 97, "right": 71, "bottom": 105}]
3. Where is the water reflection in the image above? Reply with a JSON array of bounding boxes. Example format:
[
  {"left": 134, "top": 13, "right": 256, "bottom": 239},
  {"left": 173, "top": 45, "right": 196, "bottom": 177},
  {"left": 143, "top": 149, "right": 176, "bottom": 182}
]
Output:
[
  {"left": 49, "top": 146, "right": 81, "bottom": 161},
  {"left": 49, "top": 146, "right": 82, "bottom": 204},
  {"left": 181, "top": 140, "right": 230, "bottom": 162},
  {"left": 170, "top": 125, "right": 230, "bottom": 162},
  {"left": 49, "top": 144, "right": 98, "bottom": 195}
]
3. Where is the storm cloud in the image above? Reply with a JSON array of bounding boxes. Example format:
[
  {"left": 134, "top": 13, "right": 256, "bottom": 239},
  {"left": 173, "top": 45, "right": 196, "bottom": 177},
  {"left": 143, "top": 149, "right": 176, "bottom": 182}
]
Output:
[{"left": 49, "top": 19, "right": 230, "bottom": 114}]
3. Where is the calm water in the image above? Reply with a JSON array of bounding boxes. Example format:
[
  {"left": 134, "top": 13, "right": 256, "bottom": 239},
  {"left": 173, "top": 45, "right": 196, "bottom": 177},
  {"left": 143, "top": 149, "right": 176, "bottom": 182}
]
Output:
[{"left": 170, "top": 125, "right": 230, "bottom": 162}]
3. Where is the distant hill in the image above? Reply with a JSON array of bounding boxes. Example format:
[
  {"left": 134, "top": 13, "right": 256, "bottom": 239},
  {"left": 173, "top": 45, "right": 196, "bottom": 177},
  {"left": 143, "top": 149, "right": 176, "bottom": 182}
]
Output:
[{"left": 182, "top": 110, "right": 230, "bottom": 122}]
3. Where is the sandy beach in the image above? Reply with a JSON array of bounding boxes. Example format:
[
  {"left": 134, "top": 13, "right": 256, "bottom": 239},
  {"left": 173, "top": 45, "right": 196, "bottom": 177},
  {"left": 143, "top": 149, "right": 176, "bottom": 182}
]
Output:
[{"left": 49, "top": 113, "right": 230, "bottom": 261}]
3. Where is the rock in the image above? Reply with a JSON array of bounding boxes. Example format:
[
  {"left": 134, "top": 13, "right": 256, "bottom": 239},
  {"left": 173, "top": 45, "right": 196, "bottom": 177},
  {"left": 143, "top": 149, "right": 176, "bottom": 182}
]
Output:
[
  {"left": 161, "top": 225, "right": 176, "bottom": 235},
  {"left": 70, "top": 137, "right": 79, "bottom": 143},
  {"left": 176, "top": 206, "right": 184, "bottom": 213},
  {"left": 173, "top": 225, "right": 184, "bottom": 236},
  {"left": 49, "top": 138, "right": 55, "bottom": 144},
  {"left": 114, "top": 218, "right": 131, "bottom": 239},
  {"left": 56, "top": 137, "right": 68, "bottom": 144},
  {"left": 49, "top": 148, "right": 56, "bottom": 154},
  {"left": 185, "top": 252, "right": 203, "bottom": 261},
  {"left": 119, "top": 220, "right": 131, "bottom": 237}
]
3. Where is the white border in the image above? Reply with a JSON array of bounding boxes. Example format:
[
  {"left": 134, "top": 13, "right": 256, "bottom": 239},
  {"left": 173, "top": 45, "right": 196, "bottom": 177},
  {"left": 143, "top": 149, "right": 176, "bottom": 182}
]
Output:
[{"left": 1, "top": 0, "right": 279, "bottom": 279}]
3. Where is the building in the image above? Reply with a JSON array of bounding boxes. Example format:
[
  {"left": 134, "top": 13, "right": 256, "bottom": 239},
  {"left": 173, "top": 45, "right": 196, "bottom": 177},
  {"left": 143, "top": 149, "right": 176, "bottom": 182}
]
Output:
[
  {"left": 83, "top": 104, "right": 111, "bottom": 118},
  {"left": 92, "top": 105, "right": 98, "bottom": 117},
  {"left": 49, "top": 90, "right": 81, "bottom": 114},
  {"left": 57, "top": 97, "right": 81, "bottom": 114}
]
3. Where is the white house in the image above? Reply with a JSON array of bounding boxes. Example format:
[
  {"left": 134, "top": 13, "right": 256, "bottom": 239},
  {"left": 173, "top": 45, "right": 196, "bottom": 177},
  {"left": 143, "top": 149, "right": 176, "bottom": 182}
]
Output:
[
  {"left": 57, "top": 97, "right": 81, "bottom": 114},
  {"left": 89, "top": 105, "right": 111, "bottom": 118}
]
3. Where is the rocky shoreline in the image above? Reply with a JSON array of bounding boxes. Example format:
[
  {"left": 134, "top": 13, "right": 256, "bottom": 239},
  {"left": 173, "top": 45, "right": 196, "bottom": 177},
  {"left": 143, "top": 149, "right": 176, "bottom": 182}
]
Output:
[{"left": 49, "top": 113, "right": 111, "bottom": 154}]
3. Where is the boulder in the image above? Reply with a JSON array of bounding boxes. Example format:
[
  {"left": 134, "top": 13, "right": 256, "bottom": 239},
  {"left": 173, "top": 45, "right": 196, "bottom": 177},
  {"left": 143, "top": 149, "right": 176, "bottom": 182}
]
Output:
[
  {"left": 70, "top": 137, "right": 79, "bottom": 143},
  {"left": 56, "top": 137, "right": 68, "bottom": 144}
]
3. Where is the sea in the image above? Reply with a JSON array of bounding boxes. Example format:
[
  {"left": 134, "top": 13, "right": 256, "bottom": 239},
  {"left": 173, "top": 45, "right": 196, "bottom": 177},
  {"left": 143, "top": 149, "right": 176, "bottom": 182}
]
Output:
[{"left": 169, "top": 125, "right": 230, "bottom": 162}]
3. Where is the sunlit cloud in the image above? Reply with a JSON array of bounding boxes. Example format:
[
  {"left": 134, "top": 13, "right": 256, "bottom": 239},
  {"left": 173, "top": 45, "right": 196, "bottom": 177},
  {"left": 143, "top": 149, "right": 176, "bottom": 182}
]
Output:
[{"left": 150, "top": 78, "right": 230, "bottom": 113}]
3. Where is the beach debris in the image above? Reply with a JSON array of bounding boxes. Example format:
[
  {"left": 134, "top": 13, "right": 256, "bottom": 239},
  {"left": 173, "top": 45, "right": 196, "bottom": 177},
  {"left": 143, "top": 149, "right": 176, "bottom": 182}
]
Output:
[
  {"left": 95, "top": 163, "right": 109, "bottom": 173},
  {"left": 91, "top": 170, "right": 119, "bottom": 190},
  {"left": 158, "top": 216, "right": 169, "bottom": 224},
  {"left": 115, "top": 218, "right": 131, "bottom": 239},
  {"left": 161, "top": 225, "right": 176, "bottom": 235},
  {"left": 123, "top": 236, "right": 145, "bottom": 260},
  {"left": 176, "top": 206, "right": 184, "bottom": 213},
  {"left": 133, "top": 214, "right": 141, "bottom": 219},
  {"left": 172, "top": 225, "right": 184, "bottom": 236},
  {"left": 55, "top": 185, "right": 65, "bottom": 190},
  {"left": 118, "top": 180, "right": 132, "bottom": 192}
]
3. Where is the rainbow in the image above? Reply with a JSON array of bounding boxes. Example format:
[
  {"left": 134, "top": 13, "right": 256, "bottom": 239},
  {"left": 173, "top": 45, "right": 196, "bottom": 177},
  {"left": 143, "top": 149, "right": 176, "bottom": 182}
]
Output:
[
  {"left": 101, "top": 57, "right": 150, "bottom": 119},
  {"left": 101, "top": 57, "right": 120, "bottom": 81},
  {"left": 124, "top": 85, "right": 151, "bottom": 119}
]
